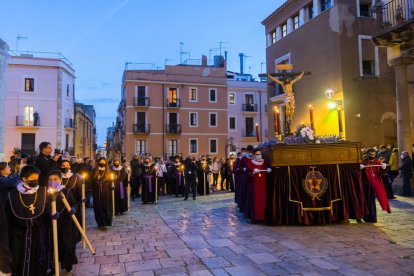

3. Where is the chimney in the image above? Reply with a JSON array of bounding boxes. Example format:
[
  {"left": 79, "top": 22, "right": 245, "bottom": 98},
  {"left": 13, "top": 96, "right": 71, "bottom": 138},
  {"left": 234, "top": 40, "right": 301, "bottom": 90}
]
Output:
[
  {"left": 224, "top": 51, "right": 228, "bottom": 61},
  {"left": 239, "top": 53, "right": 244, "bottom": 74},
  {"left": 201, "top": 55, "right": 207, "bottom": 66}
]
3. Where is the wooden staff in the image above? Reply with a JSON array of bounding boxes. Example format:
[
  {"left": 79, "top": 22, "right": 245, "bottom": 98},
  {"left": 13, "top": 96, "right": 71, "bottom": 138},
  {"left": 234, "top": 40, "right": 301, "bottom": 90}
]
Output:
[
  {"left": 111, "top": 173, "right": 115, "bottom": 218},
  {"left": 50, "top": 192, "right": 60, "bottom": 276},
  {"left": 59, "top": 192, "right": 96, "bottom": 255},
  {"left": 155, "top": 166, "right": 158, "bottom": 204},
  {"left": 81, "top": 173, "right": 87, "bottom": 249},
  {"left": 202, "top": 164, "right": 207, "bottom": 196},
  {"left": 127, "top": 167, "right": 131, "bottom": 211}
]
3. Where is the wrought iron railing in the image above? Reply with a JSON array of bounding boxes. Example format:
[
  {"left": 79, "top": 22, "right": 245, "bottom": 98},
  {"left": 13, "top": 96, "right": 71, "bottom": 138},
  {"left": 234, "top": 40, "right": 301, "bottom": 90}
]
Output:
[
  {"left": 166, "top": 99, "right": 181, "bottom": 108},
  {"left": 133, "top": 124, "right": 150, "bottom": 134},
  {"left": 372, "top": 0, "right": 414, "bottom": 34},
  {"left": 16, "top": 116, "right": 40, "bottom": 127},
  {"left": 166, "top": 124, "right": 182, "bottom": 134},
  {"left": 133, "top": 97, "right": 150, "bottom": 107},
  {"left": 242, "top": 104, "right": 258, "bottom": 112}
]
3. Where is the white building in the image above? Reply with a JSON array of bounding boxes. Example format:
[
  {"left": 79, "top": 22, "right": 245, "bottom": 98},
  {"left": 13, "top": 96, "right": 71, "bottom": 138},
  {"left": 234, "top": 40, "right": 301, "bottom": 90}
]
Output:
[
  {"left": 0, "top": 39, "right": 9, "bottom": 161},
  {"left": 227, "top": 77, "right": 267, "bottom": 154},
  {"left": 4, "top": 52, "right": 76, "bottom": 158}
]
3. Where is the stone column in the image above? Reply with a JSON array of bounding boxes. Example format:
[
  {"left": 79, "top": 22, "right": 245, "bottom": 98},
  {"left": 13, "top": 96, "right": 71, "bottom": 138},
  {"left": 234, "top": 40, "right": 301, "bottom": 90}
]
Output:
[
  {"left": 313, "top": 0, "right": 320, "bottom": 17},
  {"left": 0, "top": 39, "right": 9, "bottom": 161},
  {"left": 299, "top": 8, "right": 306, "bottom": 26},
  {"left": 287, "top": 18, "right": 294, "bottom": 34},
  {"left": 276, "top": 26, "right": 282, "bottom": 41},
  {"left": 392, "top": 57, "right": 413, "bottom": 153}
]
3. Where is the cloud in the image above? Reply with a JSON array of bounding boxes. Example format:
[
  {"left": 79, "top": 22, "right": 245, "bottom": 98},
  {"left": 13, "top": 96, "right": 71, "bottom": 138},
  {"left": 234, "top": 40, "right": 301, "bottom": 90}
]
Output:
[{"left": 83, "top": 97, "right": 118, "bottom": 104}]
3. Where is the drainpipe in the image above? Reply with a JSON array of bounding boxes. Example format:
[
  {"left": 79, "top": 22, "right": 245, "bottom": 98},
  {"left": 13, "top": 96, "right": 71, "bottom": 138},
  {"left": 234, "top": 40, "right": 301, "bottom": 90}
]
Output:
[{"left": 162, "top": 84, "right": 165, "bottom": 159}]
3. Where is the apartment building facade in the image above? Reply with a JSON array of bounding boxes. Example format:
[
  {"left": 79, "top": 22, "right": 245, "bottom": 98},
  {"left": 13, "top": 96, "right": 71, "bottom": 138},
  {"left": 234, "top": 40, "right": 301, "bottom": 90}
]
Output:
[
  {"left": 262, "top": 0, "right": 397, "bottom": 146},
  {"left": 117, "top": 58, "right": 228, "bottom": 160},
  {"left": 74, "top": 103, "right": 97, "bottom": 159},
  {"left": 4, "top": 52, "right": 75, "bottom": 158},
  {"left": 227, "top": 79, "right": 267, "bottom": 153}
]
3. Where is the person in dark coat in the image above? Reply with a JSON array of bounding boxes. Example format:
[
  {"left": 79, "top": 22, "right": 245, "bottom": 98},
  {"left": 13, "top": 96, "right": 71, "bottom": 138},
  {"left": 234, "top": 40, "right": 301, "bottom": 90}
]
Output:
[
  {"left": 5, "top": 165, "right": 52, "bottom": 276},
  {"left": 0, "top": 162, "right": 19, "bottom": 204},
  {"left": 112, "top": 159, "right": 128, "bottom": 214},
  {"left": 92, "top": 158, "right": 112, "bottom": 230},
  {"left": 399, "top": 151, "right": 413, "bottom": 196},
  {"left": 0, "top": 195, "right": 12, "bottom": 275},
  {"left": 48, "top": 169, "right": 81, "bottom": 272},
  {"left": 130, "top": 155, "right": 142, "bottom": 200},
  {"left": 197, "top": 156, "right": 210, "bottom": 196},
  {"left": 184, "top": 158, "right": 197, "bottom": 200},
  {"left": 35, "top": 142, "right": 61, "bottom": 186}
]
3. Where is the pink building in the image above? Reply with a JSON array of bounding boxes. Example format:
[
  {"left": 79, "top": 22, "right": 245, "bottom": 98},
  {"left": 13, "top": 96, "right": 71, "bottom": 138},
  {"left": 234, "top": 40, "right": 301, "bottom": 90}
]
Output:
[
  {"left": 227, "top": 79, "right": 267, "bottom": 154},
  {"left": 4, "top": 52, "right": 76, "bottom": 158}
]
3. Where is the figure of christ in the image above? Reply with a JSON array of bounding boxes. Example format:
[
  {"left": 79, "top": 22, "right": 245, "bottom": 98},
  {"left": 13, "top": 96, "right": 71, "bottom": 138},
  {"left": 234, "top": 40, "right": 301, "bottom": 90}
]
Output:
[{"left": 267, "top": 71, "right": 304, "bottom": 133}]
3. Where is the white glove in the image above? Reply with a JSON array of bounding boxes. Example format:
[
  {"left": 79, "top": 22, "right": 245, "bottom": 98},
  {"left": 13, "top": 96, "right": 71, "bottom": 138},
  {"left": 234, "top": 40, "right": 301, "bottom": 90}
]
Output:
[
  {"left": 267, "top": 168, "right": 272, "bottom": 173},
  {"left": 243, "top": 167, "right": 247, "bottom": 172},
  {"left": 253, "top": 168, "right": 259, "bottom": 174},
  {"left": 381, "top": 163, "right": 387, "bottom": 170},
  {"left": 360, "top": 164, "right": 365, "bottom": 170}
]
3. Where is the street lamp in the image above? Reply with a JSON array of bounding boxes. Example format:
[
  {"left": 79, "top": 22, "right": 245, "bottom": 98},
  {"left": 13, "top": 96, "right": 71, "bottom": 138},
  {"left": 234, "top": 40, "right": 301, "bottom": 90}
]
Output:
[{"left": 324, "top": 88, "right": 344, "bottom": 139}]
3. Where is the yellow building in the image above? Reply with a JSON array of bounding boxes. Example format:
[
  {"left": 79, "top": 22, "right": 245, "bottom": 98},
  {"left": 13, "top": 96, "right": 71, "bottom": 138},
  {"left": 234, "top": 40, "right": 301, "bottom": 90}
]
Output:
[{"left": 74, "top": 103, "right": 97, "bottom": 159}]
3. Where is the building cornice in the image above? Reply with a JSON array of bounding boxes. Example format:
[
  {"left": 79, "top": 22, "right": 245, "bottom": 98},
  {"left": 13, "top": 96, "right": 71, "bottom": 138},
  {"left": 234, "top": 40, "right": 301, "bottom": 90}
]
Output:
[{"left": 124, "top": 79, "right": 227, "bottom": 88}]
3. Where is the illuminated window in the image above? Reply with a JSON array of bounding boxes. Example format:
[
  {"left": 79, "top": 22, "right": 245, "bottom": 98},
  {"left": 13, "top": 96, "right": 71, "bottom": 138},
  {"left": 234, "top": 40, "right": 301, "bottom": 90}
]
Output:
[
  {"left": 24, "top": 106, "right": 34, "bottom": 126},
  {"left": 169, "top": 88, "right": 178, "bottom": 104},
  {"left": 229, "top": 93, "right": 235, "bottom": 104},
  {"left": 24, "top": 78, "right": 34, "bottom": 92}
]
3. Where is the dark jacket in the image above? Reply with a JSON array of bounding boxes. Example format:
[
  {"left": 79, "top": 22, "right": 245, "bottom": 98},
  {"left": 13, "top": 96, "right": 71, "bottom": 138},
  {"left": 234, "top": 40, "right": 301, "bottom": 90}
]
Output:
[
  {"left": 35, "top": 152, "right": 59, "bottom": 186},
  {"left": 0, "top": 175, "right": 19, "bottom": 204},
  {"left": 400, "top": 156, "right": 413, "bottom": 178},
  {"left": 0, "top": 196, "right": 12, "bottom": 274}
]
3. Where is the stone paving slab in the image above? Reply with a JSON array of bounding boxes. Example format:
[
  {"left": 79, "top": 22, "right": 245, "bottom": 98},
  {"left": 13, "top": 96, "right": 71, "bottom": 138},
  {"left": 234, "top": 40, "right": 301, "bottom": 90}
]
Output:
[{"left": 72, "top": 193, "right": 414, "bottom": 275}]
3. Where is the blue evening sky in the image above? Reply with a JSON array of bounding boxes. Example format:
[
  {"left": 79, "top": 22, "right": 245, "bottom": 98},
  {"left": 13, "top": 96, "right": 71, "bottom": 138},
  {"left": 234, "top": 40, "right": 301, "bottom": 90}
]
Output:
[{"left": 0, "top": 0, "right": 283, "bottom": 146}]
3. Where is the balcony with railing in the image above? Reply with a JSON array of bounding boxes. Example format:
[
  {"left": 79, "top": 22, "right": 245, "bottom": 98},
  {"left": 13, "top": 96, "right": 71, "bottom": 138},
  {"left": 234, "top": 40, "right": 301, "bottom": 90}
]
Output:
[
  {"left": 16, "top": 116, "right": 40, "bottom": 127},
  {"left": 372, "top": 0, "right": 414, "bottom": 46},
  {"left": 133, "top": 124, "right": 151, "bottom": 134},
  {"left": 242, "top": 104, "right": 258, "bottom": 113},
  {"left": 165, "top": 124, "right": 182, "bottom": 134},
  {"left": 133, "top": 97, "right": 150, "bottom": 107},
  {"left": 64, "top": 118, "right": 74, "bottom": 128},
  {"left": 242, "top": 129, "right": 256, "bottom": 138},
  {"left": 166, "top": 99, "right": 181, "bottom": 108}
]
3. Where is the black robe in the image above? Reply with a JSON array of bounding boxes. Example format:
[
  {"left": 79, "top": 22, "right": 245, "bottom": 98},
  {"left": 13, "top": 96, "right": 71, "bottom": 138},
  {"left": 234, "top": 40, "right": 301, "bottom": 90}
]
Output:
[
  {"left": 0, "top": 196, "right": 12, "bottom": 274},
  {"left": 112, "top": 167, "right": 128, "bottom": 214},
  {"left": 142, "top": 164, "right": 156, "bottom": 204},
  {"left": 92, "top": 170, "right": 112, "bottom": 227},
  {"left": 57, "top": 174, "right": 83, "bottom": 270},
  {"left": 172, "top": 165, "right": 185, "bottom": 197},
  {"left": 6, "top": 186, "right": 51, "bottom": 276},
  {"left": 197, "top": 162, "right": 210, "bottom": 195}
]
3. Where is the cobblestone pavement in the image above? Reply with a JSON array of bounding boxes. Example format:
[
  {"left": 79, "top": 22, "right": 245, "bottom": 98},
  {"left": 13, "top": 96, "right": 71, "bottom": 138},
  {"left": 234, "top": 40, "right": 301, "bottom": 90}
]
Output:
[{"left": 71, "top": 193, "right": 414, "bottom": 276}]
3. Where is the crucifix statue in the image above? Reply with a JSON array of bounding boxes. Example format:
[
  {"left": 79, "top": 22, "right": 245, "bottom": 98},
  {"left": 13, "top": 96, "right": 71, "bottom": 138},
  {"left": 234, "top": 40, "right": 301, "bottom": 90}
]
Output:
[{"left": 262, "top": 65, "right": 310, "bottom": 135}]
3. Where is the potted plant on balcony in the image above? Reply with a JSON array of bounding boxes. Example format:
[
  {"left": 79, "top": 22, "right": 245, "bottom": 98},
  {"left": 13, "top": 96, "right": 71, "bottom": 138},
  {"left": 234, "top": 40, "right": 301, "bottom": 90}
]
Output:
[
  {"left": 395, "top": 5, "right": 405, "bottom": 24},
  {"left": 382, "top": 20, "right": 392, "bottom": 30}
]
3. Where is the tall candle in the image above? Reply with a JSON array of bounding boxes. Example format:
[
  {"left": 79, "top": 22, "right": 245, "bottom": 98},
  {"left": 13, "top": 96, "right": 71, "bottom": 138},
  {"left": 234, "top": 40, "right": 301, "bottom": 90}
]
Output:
[
  {"left": 309, "top": 105, "right": 314, "bottom": 129},
  {"left": 255, "top": 123, "right": 260, "bottom": 142},
  {"left": 276, "top": 108, "right": 281, "bottom": 135},
  {"left": 273, "top": 106, "right": 278, "bottom": 136},
  {"left": 337, "top": 107, "right": 343, "bottom": 137}
]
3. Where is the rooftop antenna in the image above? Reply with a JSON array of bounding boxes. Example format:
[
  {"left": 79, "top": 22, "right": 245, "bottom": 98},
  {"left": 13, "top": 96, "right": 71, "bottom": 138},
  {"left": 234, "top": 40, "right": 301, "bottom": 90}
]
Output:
[
  {"left": 165, "top": 58, "right": 174, "bottom": 66},
  {"left": 209, "top": 48, "right": 218, "bottom": 64},
  {"left": 260, "top": 62, "right": 266, "bottom": 73},
  {"left": 16, "top": 35, "right": 28, "bottom": 52},
  {"left": 179, "top": 42, "right": 188, "bottom": 64},
  {"left": 219, "top": 41, "right": 228, "bottom": 57}
]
